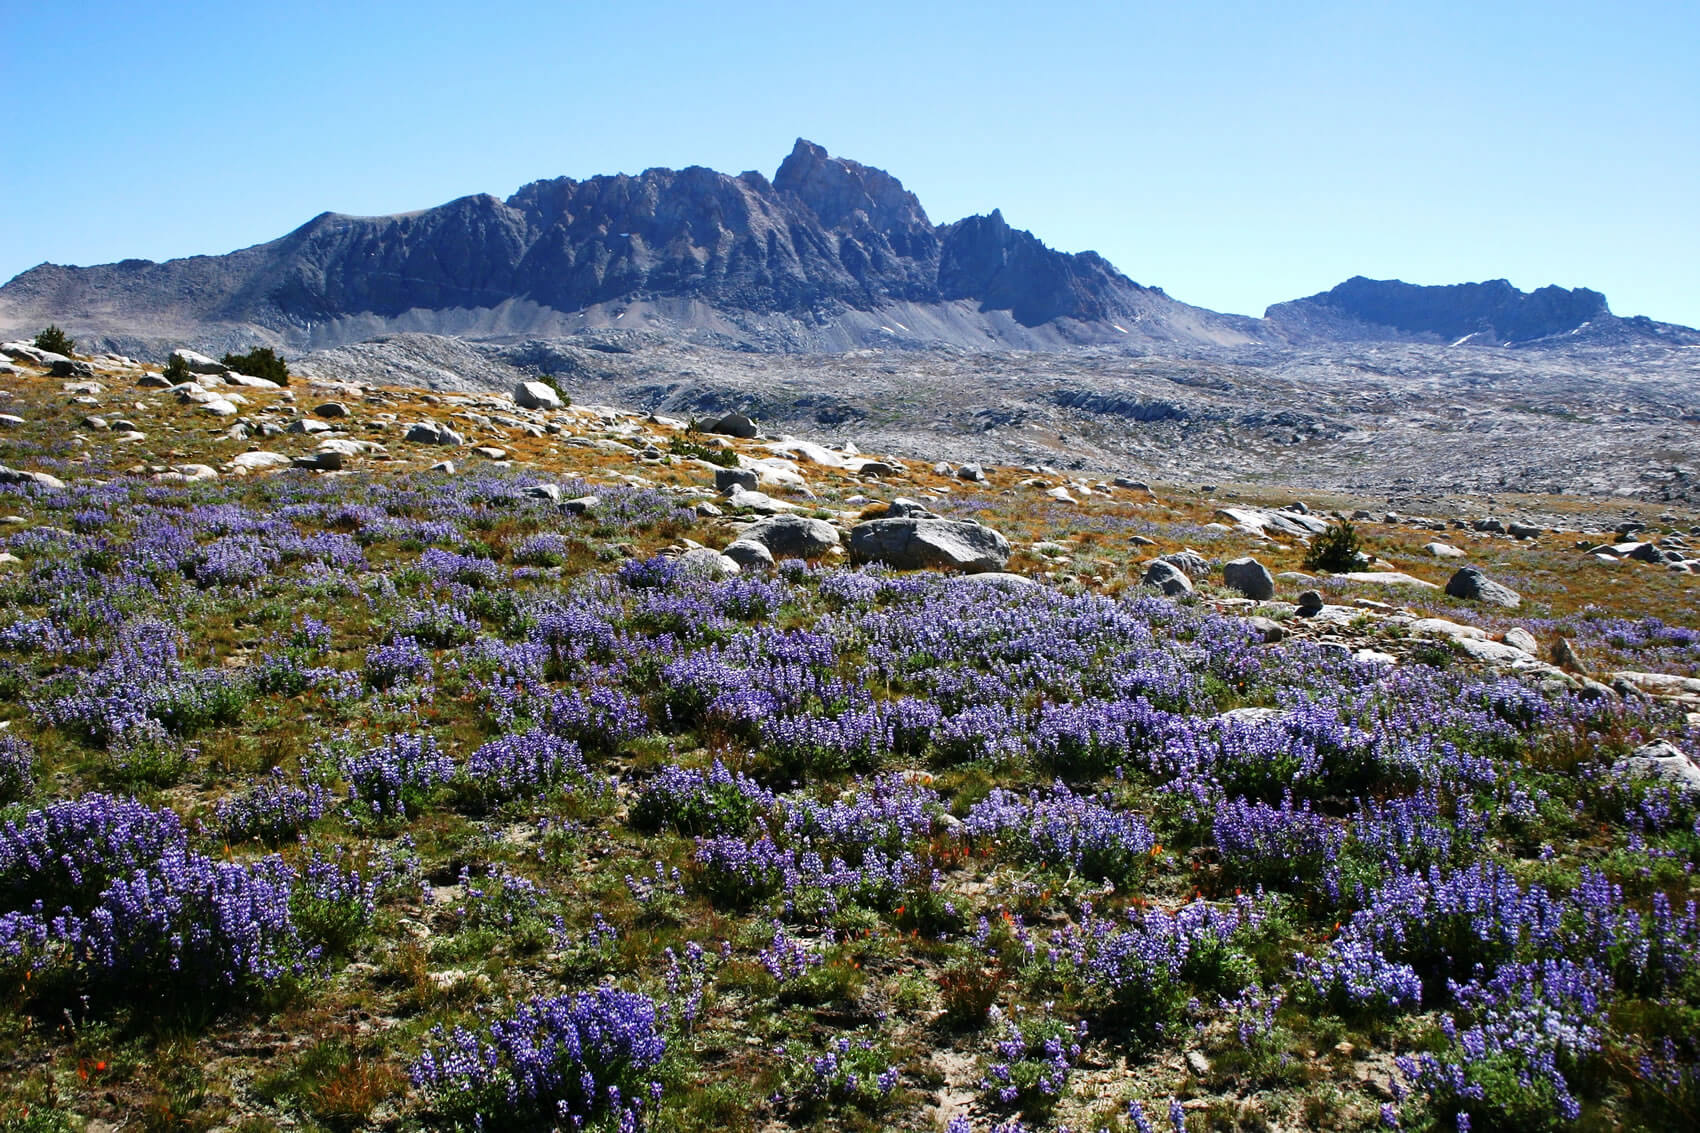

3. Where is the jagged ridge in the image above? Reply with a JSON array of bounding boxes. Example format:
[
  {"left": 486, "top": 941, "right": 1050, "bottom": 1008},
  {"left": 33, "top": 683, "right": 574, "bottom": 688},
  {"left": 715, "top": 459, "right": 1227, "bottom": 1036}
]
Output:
[{"left": 0, "top": 140, "right": 1257, "bottom": 353}]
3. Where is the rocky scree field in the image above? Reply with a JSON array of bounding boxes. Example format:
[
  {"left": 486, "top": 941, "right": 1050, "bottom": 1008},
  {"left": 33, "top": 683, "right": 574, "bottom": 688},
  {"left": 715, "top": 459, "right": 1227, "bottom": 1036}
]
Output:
[{"left": 0, "top": 348, "right": 1697, "bottom": 1132}]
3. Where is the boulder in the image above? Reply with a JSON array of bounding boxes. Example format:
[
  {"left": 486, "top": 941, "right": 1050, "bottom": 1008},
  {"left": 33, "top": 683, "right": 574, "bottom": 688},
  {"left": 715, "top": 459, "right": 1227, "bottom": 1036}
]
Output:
[
  {"left": 230, "top": 451, "right": 292, "bottom": 471},
  {"left": 562, "top": 495, "right": 600, "bottom": 516},
  {"left": 1222, "top": 557, "right": 1275, "bottom": 600},
  {"left": 0, "top": 466, "right": 65, "bottom": 491},
  {"left": 1507, "top": 522, "right": 1541, "bottom": 540},
  {"left": 1142, "top": 559, "right": 1193, "bottom": 597},
  {"left": 1246, "top": 615, "right": 1285, "bottom": 642},
  {"left": 316, "top": 438, "right": 381, "bottom": 457},
  {"left": 1424, "top": 542, "right": 1467, "bottom": 558},
  {"left": 957, "top": 463, "right": 985, "bottom": 482},
  {"left": 1445, "top": 566, "right": 1522, "bottom": 609},
  {"left": 50, "top": 359, "right": 94, "bottom": 378},
  {"left": 1503, "top": 627, "right": 1539, "bottom": 654},
  {"left": 292, "top": 451, "right": 344, "bottom": 471},
  {"left": 850, "top": 518, "right": 1011, "bottom": 573},
  {"left": 288, "top": 418, "right": 333, "bottom": 434},
  {"left": 884, "top": 497, "right": 941, "bottom": 519},
  {"left": 702, "top": 412, "right": 758, "bottom": 439},
  {"left": 1, "top": 342, "right": 65, "bottom": 366},
  {"left": 1160, "top": 550, "right": 1211, "bottom": 579},
  {"left": 0, "top": 414, "right": 23, "bottom": 428},
  {"left": 724, "top": 487, "right": 799, "bottom": 515},
  {"left": 405, "top": 422, "right": 464, "bottom": 445},
  {"left": 513, "top": 380, "right": 564, "bottom": 410},
  {"left": 1295, "top": 590, "right": 1324, "bottom": 616},
  {"left": 314, "top": 401, "right": 351, "bottom": 418},
  {"left": 522, "top": 484, "right": 562, "bottom": 503},
  {"left": 715, "top": 466, "right": 760, "bottom": 494},
  {"left": 198, "top": 398, "right": 240, "bottom": 416},
  {"left": 170, "top": 349, "right": 226, "bottom": 374},
  {"left": 1626, "top": 542, "right": 1664, "bottom": 564},
  {"left": 1616, "top": 740, "right": 1700, "bottom": 796},
  {"left": 740, "top": 515, "right": 841, "bottom": 558},
  {"left": 722, "top": 540, "right": 776, "bottom": 570},
  {"left": 677, "top": 547, "right": 740, "bottom": 579},
  {"left": 473, "top": 446, "right": 508, "bottom": 460}
]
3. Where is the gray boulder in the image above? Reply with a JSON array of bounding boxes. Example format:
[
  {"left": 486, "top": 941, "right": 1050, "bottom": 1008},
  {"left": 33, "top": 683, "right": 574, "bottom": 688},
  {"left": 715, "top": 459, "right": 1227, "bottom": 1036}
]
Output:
[
  {"left": 1160, "top": 550, "right": 1211, "bottom": 579},
  {"left": 740, "top": 515, "right": 841, "bottom": 558},
  {"left": 1445, "top": 566, "right": 1522, "bottom": 609},
  {"left": 883, "top": 497, "right": 941, "bottom": 519},
  {"left": 170, "top": 349, "right": 226, "bottom": 374},
  {"left": 677, "top": 547, "right": 741, "bottom": 579},
  {"left": 1142, "top": 559, "right": 1193, "bottom": 597},
  {"left": 513, "top": 380, "right": 563, "bottom": 410},
  {"left": 1616, "top": 740, "right": 1700, "bottom": 796},
  {"left": 314, "top": 401, "right": 351, "bottom": 418},
  {"left": 1295, "top": 590, "right": 1324, "bottom": 616},
  {"left": 715, "top": 466, "right": 760, "bottom": 494},
  {"left": 1222, "top": 556, "right": 1275, "bottom": 600},
  {"left": 0, "top": 465, "right": 66, "bottom": 491},
  {"left": 522, "top": 484, "right": 562, "bottom": 503},
  {"left": 849, "top": 518, "right": 1011, "bottom": 573},
  {"left": 50, "top": 359, "right": 95, "bottom": 378},
  {"left": 722, "top": 540, "right": 776, "bottom": 570},
  {"left": 957, "top": 463, "right": 985, "bottom": 482},
  {"left": 703, "top": 412, "right": 757, "bottom": 439},
  {"left": 405, "top": 422, "right": 465, "bottom": 445},
  {"left": 562, "top": 495, "right": 600, "bottom": 516}
]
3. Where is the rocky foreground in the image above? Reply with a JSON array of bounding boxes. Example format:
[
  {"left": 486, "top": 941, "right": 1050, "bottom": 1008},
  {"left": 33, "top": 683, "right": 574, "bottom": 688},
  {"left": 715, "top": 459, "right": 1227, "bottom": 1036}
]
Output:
[{"left": 0, "top": 342, "right": 1698, "bottom": 1132}]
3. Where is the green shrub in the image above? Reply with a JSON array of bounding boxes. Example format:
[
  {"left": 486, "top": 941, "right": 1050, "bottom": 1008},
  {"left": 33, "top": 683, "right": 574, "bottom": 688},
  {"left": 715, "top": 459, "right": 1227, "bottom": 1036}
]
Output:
[
  {"left": 221, "top": 346, "right": 290, "bottom": 385},
  {"left": 668, "top": 436, "right": 739, "bottom": 467},
  {"left": 162, "top": 353, "right": 192, "bottom": 383},
  {"left": 33, "top": 325, "right": 74, "bottom": 356},
  {"left": 1302, "top": 519, "right": 1365, "bottom": 574}
]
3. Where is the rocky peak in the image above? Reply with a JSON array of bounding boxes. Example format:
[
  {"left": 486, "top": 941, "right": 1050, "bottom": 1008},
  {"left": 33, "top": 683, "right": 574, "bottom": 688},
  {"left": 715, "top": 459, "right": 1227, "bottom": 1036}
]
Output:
[{"left": 773, "top": 138, "right": 931, "bottom": 237}]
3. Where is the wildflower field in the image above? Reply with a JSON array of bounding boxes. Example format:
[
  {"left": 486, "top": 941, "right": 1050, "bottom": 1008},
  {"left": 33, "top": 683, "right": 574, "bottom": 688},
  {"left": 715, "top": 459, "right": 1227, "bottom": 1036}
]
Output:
[{"left": 1, "top": 407, "right": 1698, "bottom": 1132}]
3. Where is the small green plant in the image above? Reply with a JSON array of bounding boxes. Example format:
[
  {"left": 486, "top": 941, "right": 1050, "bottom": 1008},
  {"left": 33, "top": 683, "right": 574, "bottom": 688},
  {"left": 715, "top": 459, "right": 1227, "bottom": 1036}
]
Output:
[
  {"left": 667, "top": 436, "right": 739, "bottom": 467},
  {"left": 538, "top": 373, "right": 571, "bottom": 405},
  {"left": 1302, "top": 519, "right": 1365, "bottom": 574},
  {"left": 221, "top": 346, "right": 290, "bottom": 385},
  {"left": 163, "top": 353, "right": 192, "bottom": 383},
  {"left": 33, "top": 325, "right": 74, "bottom": 356}
]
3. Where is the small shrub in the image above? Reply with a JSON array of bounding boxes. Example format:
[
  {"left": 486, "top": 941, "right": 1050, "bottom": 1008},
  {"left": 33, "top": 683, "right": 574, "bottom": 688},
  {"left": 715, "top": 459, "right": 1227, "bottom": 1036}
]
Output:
[
  {"left": 221, "top": 347, "right": 290, "bottom": 385},
  {"left": 162, "top": 353, "right": 192, "bottom": 383},
  {"left": 1302, "top": 519, "right": 1366, "bottom": 574},
  {"left": 668, "top": 436, "right": 738, "bottom": 467},
  {"left": 33, "top": 325, "right": 74, "bottom": 356}
]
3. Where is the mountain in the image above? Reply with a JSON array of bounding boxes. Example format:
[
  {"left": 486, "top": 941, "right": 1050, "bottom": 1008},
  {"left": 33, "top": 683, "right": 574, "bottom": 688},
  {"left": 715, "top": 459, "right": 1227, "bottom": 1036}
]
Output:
[
  {"left": 1263, "top": 275, "right": 1700, "bottom": 347},
  {"left": 0, "top": 139, "right": 1260, "bottom": 356},
  {"left": 3, "top": 142, "right": 1694, "bottom": 359}
]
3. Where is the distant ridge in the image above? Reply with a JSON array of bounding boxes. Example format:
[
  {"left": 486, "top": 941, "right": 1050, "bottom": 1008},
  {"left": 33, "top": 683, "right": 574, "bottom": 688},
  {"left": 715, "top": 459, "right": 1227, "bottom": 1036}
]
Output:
[
  {"left": 1262, "top": 276, "right": 1696, "bottom": 347},
  {"left": 0, "top": 142, "right": 1694, "bottom": 357}
]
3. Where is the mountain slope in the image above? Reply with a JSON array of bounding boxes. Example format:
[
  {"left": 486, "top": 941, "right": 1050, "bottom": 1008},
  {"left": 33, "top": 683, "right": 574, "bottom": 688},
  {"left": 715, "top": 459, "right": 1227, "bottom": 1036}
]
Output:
[{"left": 0, "top": 140, "right": 1259, "bottom": 355}]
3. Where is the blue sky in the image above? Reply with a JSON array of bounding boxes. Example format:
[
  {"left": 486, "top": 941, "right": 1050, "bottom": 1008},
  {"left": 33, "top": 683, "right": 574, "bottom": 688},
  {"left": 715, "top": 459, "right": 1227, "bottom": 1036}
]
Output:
[{"left": 2, "top": 0, "right": 1696, "bottom": 325}]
